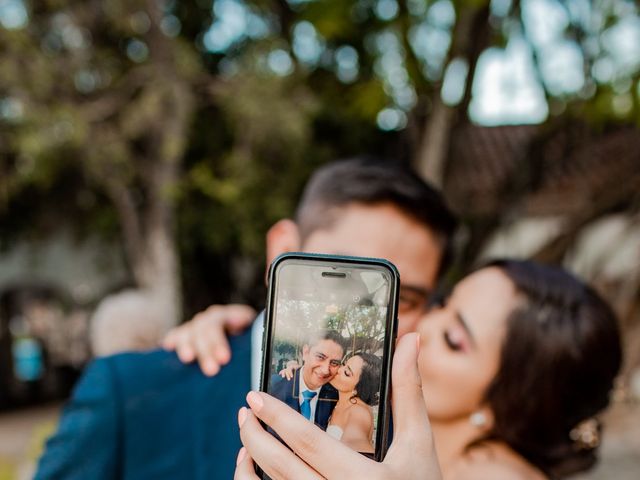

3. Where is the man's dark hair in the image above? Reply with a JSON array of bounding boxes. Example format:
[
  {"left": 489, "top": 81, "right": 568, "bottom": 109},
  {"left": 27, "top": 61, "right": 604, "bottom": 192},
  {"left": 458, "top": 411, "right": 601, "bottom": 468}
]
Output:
[
  {"left": 306, "top": 330, "right": 346, "bottom": 354},
  {"left": 294, "top": 156, "right": 457, "bottom": 277}
]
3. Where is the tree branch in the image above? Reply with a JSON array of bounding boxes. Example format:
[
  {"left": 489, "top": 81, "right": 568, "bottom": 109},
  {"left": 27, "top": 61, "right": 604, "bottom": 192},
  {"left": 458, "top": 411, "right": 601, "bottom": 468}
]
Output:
[{"left": 414, "top": 3, "right": 491, "bottom": 186}]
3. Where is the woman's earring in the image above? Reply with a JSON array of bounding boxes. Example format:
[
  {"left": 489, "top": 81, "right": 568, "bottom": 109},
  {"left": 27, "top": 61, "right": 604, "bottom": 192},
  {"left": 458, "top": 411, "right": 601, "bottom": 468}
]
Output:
[{"left": 469, "top": 411, "right": 487, "bottom": 428}]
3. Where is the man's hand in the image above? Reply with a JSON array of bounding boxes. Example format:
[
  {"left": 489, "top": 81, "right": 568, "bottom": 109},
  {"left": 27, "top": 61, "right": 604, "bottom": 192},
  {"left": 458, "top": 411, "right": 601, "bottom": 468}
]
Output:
[
  {"left": 234, "top": 333, "right": 442, "bottom": 480},
  {"left": 162, "top": 304, "right": 256, "bottom": 376}
]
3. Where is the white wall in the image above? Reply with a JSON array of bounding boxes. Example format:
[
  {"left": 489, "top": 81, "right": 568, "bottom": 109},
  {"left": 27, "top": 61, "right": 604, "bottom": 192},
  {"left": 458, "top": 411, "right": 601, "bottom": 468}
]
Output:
[{"left": 0, "top": 229, "right": 129, "bottom": 305}]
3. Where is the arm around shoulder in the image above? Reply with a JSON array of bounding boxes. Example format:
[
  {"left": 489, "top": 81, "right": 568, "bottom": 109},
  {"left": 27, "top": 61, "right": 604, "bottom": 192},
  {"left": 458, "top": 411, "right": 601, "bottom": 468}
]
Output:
[{"left": 35, "top": 356, "right": 122, "bottom": 480}]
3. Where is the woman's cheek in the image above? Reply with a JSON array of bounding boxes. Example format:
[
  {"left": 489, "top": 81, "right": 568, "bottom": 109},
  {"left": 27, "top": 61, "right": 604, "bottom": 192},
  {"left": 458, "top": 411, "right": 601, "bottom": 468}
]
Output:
[{"left": 422, "top": 363, "right": 476, "bottom": 419}]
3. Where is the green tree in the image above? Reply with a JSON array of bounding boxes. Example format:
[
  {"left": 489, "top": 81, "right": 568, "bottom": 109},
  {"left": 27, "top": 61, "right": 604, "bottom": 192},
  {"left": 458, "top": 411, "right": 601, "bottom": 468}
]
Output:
[{"left": 1, "top": 0, "right": 638, "bottom": 327}]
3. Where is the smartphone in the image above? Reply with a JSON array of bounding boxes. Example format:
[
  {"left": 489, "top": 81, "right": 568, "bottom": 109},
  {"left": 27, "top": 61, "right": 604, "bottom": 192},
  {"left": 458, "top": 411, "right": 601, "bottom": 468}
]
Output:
[{"left": 259, "top": 252, "right": 399, "bottom": 467}]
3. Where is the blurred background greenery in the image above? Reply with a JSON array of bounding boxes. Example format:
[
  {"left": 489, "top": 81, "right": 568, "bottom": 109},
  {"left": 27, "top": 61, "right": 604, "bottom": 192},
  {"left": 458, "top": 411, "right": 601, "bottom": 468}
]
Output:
[{"left": 1, "top": 0, "right": 638, "bottom": 315}]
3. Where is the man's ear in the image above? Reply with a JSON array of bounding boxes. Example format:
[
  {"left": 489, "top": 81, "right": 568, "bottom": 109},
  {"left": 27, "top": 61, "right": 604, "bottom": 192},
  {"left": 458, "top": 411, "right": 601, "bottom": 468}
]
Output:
[{"left": 266, "top": 219, "right": 301, "bottom": 268}]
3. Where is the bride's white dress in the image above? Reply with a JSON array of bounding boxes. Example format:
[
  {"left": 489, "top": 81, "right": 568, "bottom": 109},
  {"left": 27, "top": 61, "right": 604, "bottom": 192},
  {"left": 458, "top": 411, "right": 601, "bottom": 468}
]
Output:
[{"left": 326, "top": 424, "right": 344, "bottom": 440}]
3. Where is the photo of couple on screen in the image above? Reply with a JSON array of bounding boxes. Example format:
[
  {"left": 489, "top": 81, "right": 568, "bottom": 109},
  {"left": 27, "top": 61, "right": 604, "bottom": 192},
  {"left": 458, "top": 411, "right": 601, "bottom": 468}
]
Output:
[{"left": 268, "top": 300, "right": 386, "bottom": 455}]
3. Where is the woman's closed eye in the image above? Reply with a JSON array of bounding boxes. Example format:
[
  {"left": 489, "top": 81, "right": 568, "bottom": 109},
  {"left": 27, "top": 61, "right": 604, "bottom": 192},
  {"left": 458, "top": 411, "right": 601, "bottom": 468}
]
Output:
[
  {"left": 443, "top": 328, "right": 468, "bottom": 353},
  {"left": 429, "top": 294, "right": 450, "bottom": 311}
]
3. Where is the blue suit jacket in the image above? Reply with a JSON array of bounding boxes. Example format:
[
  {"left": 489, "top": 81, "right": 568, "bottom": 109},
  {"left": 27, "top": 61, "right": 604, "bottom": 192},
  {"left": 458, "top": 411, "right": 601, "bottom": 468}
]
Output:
[
  {"left": 269, "top": 368, "right": 337, "bottom": 431},
  {"left": 35, "top": 329, "right": 252, "bottom": 480}
]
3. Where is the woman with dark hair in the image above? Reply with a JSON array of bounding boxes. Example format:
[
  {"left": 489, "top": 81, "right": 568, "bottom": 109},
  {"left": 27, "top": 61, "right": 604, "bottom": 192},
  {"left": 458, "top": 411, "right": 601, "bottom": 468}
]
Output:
[
  {"left": 236, "top": 259, "right": 623, "bottom": 480},
  {"left": 277, "top": 350, "right": 382, "bottom": 452},
  {"left": 417, "top": 259, "right": 622, "bottom": 479},
  {"left": 326, "top": 352, "right": 382, "bottom": 453}
]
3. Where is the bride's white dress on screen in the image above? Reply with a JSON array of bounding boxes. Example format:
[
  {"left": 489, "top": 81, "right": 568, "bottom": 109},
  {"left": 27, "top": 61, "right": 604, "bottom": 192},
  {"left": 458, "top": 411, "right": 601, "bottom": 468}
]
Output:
[{"left": 326, "top": 424, "right": 344, "bottom": 440}]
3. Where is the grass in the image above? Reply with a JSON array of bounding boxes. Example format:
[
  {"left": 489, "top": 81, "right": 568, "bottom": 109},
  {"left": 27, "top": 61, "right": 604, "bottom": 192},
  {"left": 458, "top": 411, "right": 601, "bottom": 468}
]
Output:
[
  {"left": 0, "top": 457, "right": 16, "bottom": 480},
  {"left": 0, "top": 420, "right": 55, "bottom": 480}
]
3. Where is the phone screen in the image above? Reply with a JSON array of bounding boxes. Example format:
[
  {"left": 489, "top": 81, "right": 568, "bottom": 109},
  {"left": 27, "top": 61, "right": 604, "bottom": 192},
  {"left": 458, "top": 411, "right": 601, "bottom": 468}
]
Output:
[{"left": 262, "top": 255, "right": 398, "bottom": 459}]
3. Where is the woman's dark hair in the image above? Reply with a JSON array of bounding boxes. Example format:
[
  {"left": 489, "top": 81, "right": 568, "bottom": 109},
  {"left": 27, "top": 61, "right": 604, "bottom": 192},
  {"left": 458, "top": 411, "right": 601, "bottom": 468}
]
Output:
[
  {"left": 480, "top": 259, "right": 622, "bottom": 478},
  {"left": 348, "top": 352, "right": 382, "bottom": 406}
]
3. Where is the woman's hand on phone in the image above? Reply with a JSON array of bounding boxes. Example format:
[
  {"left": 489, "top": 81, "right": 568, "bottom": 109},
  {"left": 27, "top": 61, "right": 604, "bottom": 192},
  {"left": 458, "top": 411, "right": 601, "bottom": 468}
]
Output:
[{"left": 234, "top": 333, "right": 442, "bottom": 480}]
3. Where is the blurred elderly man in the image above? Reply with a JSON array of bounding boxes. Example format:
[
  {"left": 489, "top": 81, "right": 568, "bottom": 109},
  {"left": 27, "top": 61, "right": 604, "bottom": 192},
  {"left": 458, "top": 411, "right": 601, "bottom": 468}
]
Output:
[{"left": 90, "top": 289, "right": 167, "bottom": 357}]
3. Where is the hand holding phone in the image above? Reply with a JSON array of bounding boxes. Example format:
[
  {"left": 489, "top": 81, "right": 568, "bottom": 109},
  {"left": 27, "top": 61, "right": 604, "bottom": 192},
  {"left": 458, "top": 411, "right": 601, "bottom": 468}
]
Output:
[
  {"left": 259, "top": 253, "right": 399, "bottom": 468},
  {"left": 236, "top": 333, "right": 441, "bottom": 480}
]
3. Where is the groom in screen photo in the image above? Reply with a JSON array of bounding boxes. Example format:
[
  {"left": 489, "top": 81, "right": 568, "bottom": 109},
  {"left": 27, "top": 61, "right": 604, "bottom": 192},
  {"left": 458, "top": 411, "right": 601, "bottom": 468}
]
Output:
[{"left": 269, "top": 330, "right": 344, "bottom": 430}]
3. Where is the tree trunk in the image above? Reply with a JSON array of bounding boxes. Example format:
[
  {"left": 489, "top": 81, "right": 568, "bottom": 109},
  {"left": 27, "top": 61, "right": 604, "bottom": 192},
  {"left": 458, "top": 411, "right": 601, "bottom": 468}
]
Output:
[
  {"left": 137, "top": 80, "right": 194, "bottom": 329},
  {"left": 136, "top": 217, "right": 181, "bottom": 331},
  {"left": 120, "top": 3, "right": 197, "bottom": 329},
  {"left": 415, "top": 96, "right": 455, "bottom": 187},
  {"left": 414, "top": 3, "right": 491, "bottom": 186}
]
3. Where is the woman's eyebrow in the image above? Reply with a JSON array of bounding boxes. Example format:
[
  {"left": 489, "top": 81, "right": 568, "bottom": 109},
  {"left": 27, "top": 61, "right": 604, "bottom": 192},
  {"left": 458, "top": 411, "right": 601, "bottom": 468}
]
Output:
[
  {"left": 456, "top": 311, "right": 477, "bottom": 347},
  {"left": 400, "top": 284, "right": 432, "bottom": 302}
]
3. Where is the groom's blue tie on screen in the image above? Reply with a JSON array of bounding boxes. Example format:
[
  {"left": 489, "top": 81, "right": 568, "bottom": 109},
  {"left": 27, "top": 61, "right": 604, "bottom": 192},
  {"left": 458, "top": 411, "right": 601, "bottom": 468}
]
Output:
[{"left": 301, "top": 390, "right": 317, "bottom": 420}]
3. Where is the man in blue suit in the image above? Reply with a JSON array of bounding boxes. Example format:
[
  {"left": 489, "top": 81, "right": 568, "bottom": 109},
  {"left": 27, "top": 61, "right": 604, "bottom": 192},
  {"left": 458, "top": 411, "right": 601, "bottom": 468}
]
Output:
[
  {"left": 35, "top": 157, "right": 457, "bottom": 479},
  {"left": 35, "top": 334, "right": 252, "bottom": 479},
  {"left": 269, "top": 330, "right": 344, "bottom": 431}
]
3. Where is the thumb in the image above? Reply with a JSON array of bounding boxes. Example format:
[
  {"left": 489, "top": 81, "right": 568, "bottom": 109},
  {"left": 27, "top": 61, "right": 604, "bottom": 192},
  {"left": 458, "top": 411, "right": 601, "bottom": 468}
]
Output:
[{"left": 384, "top": 333, "right": 437, "bottom": 467}]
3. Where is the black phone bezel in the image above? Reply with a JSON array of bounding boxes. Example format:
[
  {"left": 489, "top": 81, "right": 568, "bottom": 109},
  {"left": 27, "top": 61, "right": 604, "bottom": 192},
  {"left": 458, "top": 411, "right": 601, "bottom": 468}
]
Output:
[{"left": 258, "top": 252, "right": 400, "bottom": 468}]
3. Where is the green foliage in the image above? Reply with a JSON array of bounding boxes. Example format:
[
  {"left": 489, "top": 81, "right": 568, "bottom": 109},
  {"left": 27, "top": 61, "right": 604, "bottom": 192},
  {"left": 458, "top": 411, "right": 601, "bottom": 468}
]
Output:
[
  {"left": 0, "top": 457, "right": 15, "bottom": 480},
  {"left": 347, "top": 79, "right": 389, "bottom": 120},
  {"left": 305, "top": 0, "right": 359, "bottom": 41},
  {"left": 1, "top": 0, "right": 638, "bottom": 308},
  {"left": 273, "top": 299, "right": 387, "bottom": 355}
]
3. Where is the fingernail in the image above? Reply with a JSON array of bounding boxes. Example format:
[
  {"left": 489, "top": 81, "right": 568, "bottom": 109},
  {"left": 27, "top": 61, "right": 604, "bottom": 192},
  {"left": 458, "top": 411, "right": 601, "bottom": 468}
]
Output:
[
  {"left": 218, "top": 349, "right": 231, "bottom": 364},
  {"left": 246, "top": 391, "right": 264, "bottom": 412},
  {"left": 179, "top": 348, "right": 194, "bottom": 362},
  {"left": 204, "top": 360, "right": 219, "bottom": 376},
  {"left": 238, "top": 407, "right": 248, "bottom": 427},
  {"left": 236, "top": 447, "right": 247, "bottom": 466}
]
